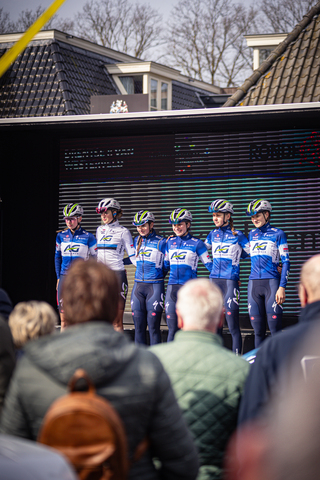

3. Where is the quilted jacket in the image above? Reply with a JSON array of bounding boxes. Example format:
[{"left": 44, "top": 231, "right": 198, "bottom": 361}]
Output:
[
  {"left": 151, "top": 330, "right": 249, "bottom": 480},
  {"left": 0, "top": 322, "right": 199, "bottom": 480}
]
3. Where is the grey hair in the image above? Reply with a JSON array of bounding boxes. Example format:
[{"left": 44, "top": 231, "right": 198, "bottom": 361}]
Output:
[
  {"left": 9, "top": 301, "right": 57, "bottom": 349},
  {"left": 176, "top": 278, "right": 223, "bottom": 331}
]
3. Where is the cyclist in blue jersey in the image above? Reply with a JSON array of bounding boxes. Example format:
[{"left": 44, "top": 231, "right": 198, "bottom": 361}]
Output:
[
  {"left": 246, "top": 199, "right": 290, "bottom": 347},
  {"left": 205, "top": 199, "right": 250, "bottom": 354},
  {"left": 96, "top": 198, "right": 136, "bottom": 331},
  {"left": 164, "top": 208, "right": 213, "bottom": 341},
  {"left": 55, "top": 203, "right": 97, "bottom": 329},
  {"left": 131, "top": 210, "right": 166, "bottom": 345}
]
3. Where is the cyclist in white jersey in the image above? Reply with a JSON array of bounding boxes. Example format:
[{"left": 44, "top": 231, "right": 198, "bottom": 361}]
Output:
[{"left": 96, "top": 198, "right": 136, "bottom": 331}]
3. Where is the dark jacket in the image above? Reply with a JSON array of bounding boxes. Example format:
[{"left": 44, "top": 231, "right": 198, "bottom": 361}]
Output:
[
  {"left": 0, "top": 322, "right": 199, "bottom": 480},
  {"left": 0, "top": 316, "right": 16, "bottom": 418},
  {"left": 238, "top": 300, "right": 320, "bottom": 425},
  {"left": 0, "top": 289, "right": 13, "bottom": 321},
  {"left": 151, "top": 330, "right": 249, "bottom": 480}
]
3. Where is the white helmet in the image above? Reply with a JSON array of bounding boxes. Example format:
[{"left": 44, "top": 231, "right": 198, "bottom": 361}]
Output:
[
  {"left": 96, "top": 198, "right": 121, "bottom": 213},
  {"left": 208, "top": 199, "right": 234, "bottom": 214},
  {"left": 132, "top": 210, "right": 155, "bottom": 226},
  {"left": 63, "top": 203, "right": 83, "bottom": 218},
  {"left": 246, "top": 199, "right": 272, "bottom": 217},
  {"left": 169, "top": 208, "right": 193, "bottom": 224}
]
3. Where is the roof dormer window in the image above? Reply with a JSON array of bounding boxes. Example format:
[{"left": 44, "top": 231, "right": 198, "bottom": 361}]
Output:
[{"left": 119, "top": 76, "right": 143, "bottom": 94}]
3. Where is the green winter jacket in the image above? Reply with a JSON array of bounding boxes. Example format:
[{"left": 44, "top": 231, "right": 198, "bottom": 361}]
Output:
[{"left": 151, "top": 330, "right": 250, "bottom": 480}]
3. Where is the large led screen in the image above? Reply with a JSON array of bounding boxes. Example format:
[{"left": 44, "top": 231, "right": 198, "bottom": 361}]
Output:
[{"left": 59, "top": 128, "right": 320, "bottom": 323}]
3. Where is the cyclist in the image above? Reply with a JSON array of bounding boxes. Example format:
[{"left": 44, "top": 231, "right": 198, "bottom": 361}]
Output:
[
  {"left": 96, "top": 198, "right": 136, "bottom": 331},
  {"left": 205, "top": 199, "right": 250, "bottom": 355},
  {"left": 55, "top": 203, "right": 97, "bottom": 329},
  {"left": 131, "top": 210, "right": 166, "bottom": 345},
  {"left": 246, "top": 199, "right": 290, "bottom": 347},
  {"left": 164, "top": 208, "right": 213, "bottom": 341}
]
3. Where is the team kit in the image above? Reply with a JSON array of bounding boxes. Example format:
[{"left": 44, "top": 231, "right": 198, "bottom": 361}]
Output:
[{"left": 55, "top": 198, "right": 290, "bottom": 353}]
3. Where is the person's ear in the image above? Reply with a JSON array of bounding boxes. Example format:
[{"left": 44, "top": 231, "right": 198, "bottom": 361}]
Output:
[
  {"left": 299, "top": 283, "right": 308, "bottom": 307},
  {"left": 177, "top": 309, "right": 184, "bottom": 329},
  {"left": 218, "top": 308, "right": 225, "bottom": 329}
]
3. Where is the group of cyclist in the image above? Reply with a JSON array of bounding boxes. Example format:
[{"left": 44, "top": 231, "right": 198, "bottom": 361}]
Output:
[{"left": 55, "top": 197, "right": 290, "bottom": 352}]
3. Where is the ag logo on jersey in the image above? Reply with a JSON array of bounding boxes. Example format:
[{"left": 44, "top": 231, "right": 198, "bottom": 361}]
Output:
[
  {"left": 171, "top": 251, "right": 187, "bottom": 260},
  {"left": 214, "top": 245, "right": 229, "bottom": 254},
  {"left": 140, "top": 249, "right": 152, "bottom": 258},
  {"left": 100, "top": 235, "right": 112, "bottom": 242},
  {"left": 252, "top": 242, "right": 267, "bottom": 251},
  {"left": 64, "top": 244, "right": 80, "bottom": 253}
]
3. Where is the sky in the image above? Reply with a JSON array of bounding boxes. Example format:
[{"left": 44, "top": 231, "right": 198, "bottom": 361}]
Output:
[{"left": 1, "top": 0, "right": 253, "bottom": 23}]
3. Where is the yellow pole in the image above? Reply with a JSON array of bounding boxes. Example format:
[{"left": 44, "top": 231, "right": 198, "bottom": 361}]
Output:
[{"left": 0, "top": 0, "right": 67, "bottom": 78}]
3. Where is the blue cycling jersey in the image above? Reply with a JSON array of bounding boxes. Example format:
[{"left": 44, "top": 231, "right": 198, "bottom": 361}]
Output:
[
  {"left": 55, "top": 227, "right": 97, "bottom": 278},
  {"left": 205, "top": 225, "right": 249, "bottom": 281},
  {"left": 164, "top": 232, "right": 213, "bottom": 285},
  {"left": 134, "top": 231, "right": 166, "bottom": 283},
  {"left": 248, "top": 222, "right": 290, "bottom": 288}
]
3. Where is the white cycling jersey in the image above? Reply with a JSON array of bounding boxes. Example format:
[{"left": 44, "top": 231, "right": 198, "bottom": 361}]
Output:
[{"left": 96, "top": 220, "right": 136, "bottom": 271}]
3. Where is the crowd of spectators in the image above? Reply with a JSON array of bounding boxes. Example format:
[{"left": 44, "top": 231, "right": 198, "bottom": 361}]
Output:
[{"left": 0, "top": 254, "right": 320, "bottom": 479}]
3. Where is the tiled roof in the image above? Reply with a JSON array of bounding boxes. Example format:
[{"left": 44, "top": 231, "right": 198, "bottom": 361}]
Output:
[
  {"left": 224, "top": 2, "right": 320, "bottom": 107},
  {"left": 0, "top": 31, "right": 222, "bottom": 117},
  {"left": 0, "top": 38, "right": 119, "bottom": 117},
  {"left": 172, "top": 80, "right": 219, "bottom": 109}
]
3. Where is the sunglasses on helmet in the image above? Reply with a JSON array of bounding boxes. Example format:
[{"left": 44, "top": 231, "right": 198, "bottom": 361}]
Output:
[{"left": 96, "top": 207, "right": 110, "bottom": 214}]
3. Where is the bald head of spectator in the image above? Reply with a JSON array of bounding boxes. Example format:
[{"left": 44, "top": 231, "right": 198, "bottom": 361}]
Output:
[
  {"left": 176, "top": 278, "right": 224, "bottom": 332},
  {"left": 299, "top": 254, "right": 320, "bottom": 306}
]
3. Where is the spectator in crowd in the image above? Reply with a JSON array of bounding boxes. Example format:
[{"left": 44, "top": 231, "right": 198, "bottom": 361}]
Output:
[
  {"left": 225, "top": 324, "right": 320, "bottom": 480},
  {"left": 0, "top": 289, "right": 15, "bottom": 418},
  {"left": 9, "top": 301, "right": 57, "bottom": 353},
  {"left": 151, "top": 278, "right": 249, "bottom": 480},
  {"left": 238, "top": 253, "right": 320, "bottom": 425},
  {"left": 0, "top": 434, "right": 78, "bottom": 480},
  {"left": 0, "top": 259, "right": 199, "bottom": 480},
  {"left": 0, "top": 288, "right": 13, "bottom": 320}
]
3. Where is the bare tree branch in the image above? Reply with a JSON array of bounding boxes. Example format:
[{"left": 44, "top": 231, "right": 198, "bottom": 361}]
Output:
[
  {"left": 0, "top": 8, "right": 15, "bottom": 34},
  {"left": 2, "top": 5, "right": 74, "bottom": 35},
  {"left": 166, "top": 0, "right": 259, "bottom": 86},
  {"left": 257, "top": 0, "right": 315, "bottom": 33},
  {"left": 74, "top": 0, "right": 163, "bottom": 58}
]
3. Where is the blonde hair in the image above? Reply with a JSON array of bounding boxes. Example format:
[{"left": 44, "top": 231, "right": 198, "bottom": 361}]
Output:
[
  {"left": 229, "top": 217, "right": 237, "bottom": 236},
  {"left": 9, "top": 301, "right": 58, "bottom": 349}
]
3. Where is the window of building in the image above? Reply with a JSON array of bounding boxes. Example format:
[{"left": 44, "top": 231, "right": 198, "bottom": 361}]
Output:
[
  {"left": 161, "top": 82, "right": 168, "bottom": 110},
  {"left": 119, "top": 76, "right": 143, "bottom": 94},
  {"left": 259, "top": 49, "right": 272, "bottom": 65},
  {"left": 150, "top": 79, "right": 158, "bottom": 110}
]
